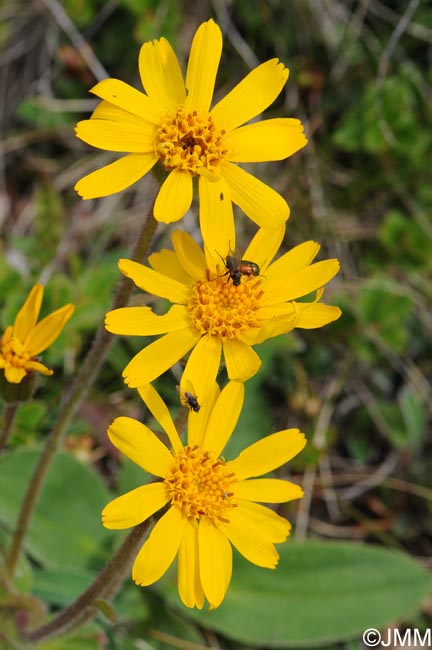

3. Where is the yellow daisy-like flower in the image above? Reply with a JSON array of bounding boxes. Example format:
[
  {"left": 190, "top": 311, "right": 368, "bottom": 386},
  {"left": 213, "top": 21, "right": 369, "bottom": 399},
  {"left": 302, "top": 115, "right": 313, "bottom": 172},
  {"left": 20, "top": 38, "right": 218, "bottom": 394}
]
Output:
[
  {"left": 0, "top": 284, "right": 74, "bottom": 384},
  {"left": 74, "top": 19, "right": 307, "bottom": 237},
  {"left": 102, "top": 382, "right": 306, "bottom": 609},
  {"left": 105, "top": 226, "right": 341, "bottom": 399}
]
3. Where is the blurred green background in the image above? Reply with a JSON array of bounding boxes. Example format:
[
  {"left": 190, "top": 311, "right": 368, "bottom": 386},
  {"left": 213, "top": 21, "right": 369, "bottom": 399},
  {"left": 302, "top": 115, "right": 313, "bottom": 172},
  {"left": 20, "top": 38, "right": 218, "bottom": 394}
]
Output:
[{"left": 1, "top": 0, "right": 431, "bottom": 648}]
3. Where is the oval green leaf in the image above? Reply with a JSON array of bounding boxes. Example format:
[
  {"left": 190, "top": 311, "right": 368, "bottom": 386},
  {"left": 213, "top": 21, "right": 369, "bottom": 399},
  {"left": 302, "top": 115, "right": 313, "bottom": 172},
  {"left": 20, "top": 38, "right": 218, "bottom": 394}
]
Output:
[
  {"left": 161, "top": 541, "right": 431, "bottom": 647},
  {"left": 0, "top": 449, "right": 113, "bottom": 570}
]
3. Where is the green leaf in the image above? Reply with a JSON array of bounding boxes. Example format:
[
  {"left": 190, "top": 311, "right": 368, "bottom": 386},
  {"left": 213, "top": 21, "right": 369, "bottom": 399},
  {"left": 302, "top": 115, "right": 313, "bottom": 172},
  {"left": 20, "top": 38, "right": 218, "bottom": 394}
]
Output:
[
  {"left": 0, "top": 528, "right": 33, "bottom": 594},
  {"left": 39, "top": 624, "right": 102, "bottom": 650},
  {"left": 0, "top": 449, "right": 113, "bottom": 570},
  {"left": 33, "top": 566, "right": 97, "bottom": 607},
  {"left": 117, "top": 456, "right": 151, "bottom": 496},
  {"left": 145, "top": 591, "right": 204, "bottom": 650},
  {"left": 162, "top": 541, "right": 431, "bottom": 647}
]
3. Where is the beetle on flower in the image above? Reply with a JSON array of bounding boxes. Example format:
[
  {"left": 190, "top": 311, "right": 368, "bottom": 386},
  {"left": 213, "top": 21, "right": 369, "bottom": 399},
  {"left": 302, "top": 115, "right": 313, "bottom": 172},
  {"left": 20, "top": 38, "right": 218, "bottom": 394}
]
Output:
[
  {"left": 102, "top": 382, "right": 306, "bottom": 609},
  {"left": 105, "top": 226, "right": 341, "bottom": 400}
]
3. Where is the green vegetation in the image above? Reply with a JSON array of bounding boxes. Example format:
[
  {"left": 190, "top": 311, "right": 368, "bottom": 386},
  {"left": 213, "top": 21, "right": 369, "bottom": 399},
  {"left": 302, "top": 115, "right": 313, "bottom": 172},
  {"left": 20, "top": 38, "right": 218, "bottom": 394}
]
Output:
[{"left": 1, "top": 0, "right": 431, "bottom": 647}]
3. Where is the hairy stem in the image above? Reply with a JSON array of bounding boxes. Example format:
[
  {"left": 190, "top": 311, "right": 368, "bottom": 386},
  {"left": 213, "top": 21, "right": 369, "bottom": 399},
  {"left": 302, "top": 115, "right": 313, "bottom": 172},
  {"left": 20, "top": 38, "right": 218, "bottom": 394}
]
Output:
[
  {"left": 0, "top": 403, "right": 19, "bottom": 456},
  {"left": 7, "top": 206, "right": 157, "bottom": 577},
  {"left": 24, "top": 521, "right": 150, "bottom": 644}
]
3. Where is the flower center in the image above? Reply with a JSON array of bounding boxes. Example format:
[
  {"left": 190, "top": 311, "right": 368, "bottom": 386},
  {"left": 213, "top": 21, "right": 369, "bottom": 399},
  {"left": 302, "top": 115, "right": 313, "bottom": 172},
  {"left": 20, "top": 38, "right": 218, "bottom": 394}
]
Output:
[
  {"left": 0, "top": 330, "right": 30, "bottom": 369},
  {"left": 165, "top": 445, "right": 237, "bottom": 523},
  {"left": 156, "top": 107, "right": 227, "bottom": 177},
  {"left": 187, "top": 270, "right": 263, "bottom": 340}
]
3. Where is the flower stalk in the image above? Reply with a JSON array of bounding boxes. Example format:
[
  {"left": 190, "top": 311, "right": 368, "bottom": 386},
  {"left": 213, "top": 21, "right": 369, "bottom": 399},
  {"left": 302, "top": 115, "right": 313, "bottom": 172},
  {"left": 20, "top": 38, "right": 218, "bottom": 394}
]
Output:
[
  {"left": 6, "top": 206, "right": 157, "bottom": 578},
  {"left": 0, "top": 403, "right": 19, "bottom": 456},
  {"left": 24, "top": 521, "right": 150, "bottom": 644}
]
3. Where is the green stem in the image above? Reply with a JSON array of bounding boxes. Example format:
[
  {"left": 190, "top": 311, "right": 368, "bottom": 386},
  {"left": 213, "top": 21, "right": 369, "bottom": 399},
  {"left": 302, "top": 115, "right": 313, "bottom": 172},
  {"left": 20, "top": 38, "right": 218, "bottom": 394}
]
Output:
[
  {"left": 0, "top": 403, "right": 19, "bottom": 456},
  {"left": 24, "top": 521, "right": 150, "bottom": 645},
  {"left": 6, "top": 206, "right": 157, "bottom": 578}
]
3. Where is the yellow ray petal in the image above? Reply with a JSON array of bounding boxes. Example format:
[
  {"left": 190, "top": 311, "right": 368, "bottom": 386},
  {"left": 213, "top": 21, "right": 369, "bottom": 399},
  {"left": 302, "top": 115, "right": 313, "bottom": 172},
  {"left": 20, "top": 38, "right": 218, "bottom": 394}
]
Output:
[
  {"left": 185, "top": 20, "right": 222, "bottom": 113},
  {"left": 91, "top": 100, "right": 147, "bottom": 124},
  {"left": 137, "top": 383, "right": 182, "bottom": 452},
  {"left": 148, "top": 248, "right": 193, "bottom": 284},
  {"left": 4, "top": 366, "right": 27, "bottom": 383},
  {"left": 228, "top": 429, "right": 306, "bottom": 480},
  {"left": 74, "top": 153, "right": 157, "bottom": 199},
  {"left": 235, "top": 500, "right": 292, "bottom": 542},
  {"left": 13, "top": 285, "right": 43, "bottom": 342},
  {"left": 75, "top": 119, "right": 156, "bottom": 153},
  {"left": 178, "top": 519, "right": 205, "bottom": 609},
  {"left": 236, "top": 327, "right": 263, "bottom": 346},
  {"left": 102, "top": 482, "right": 169, "bottom": 529},
  {"left": 295, "top": 303, "right": 342, "bottom": 329},
  {"left": 108, "top": 416, "right": 173, "bottom": 477},
  {"left": 181, "top": 334, "right": 222, "bottom": 409},
  {"left": 26, "top": 304, "right": 74, "bottom": 356},
  {"left": 222, "top": 162, "right": 289, "bottom": 228},
  {"left": 242, "top": 226, "right": 285, "bottom": 275},
  {"left": 154, "top": 170, "right": 193, "bottom": 223},
  {"left": 118, "top": 258, "right": 188, "bottom": 304},
  {"left": 172, "top": 230, "right": 207, "bottom": 280},
  {"left": 123, "top": 328, "right": 200, "bottom": 388},
  {"left": 263, "top": 314, "right": 301, "bottom": 341},
  {"left": 105, "top": 305, "right": 188, "bottom": 336},
  {"left": 264, "top": 241, "right": 321, "bottom": 283},
  {"left": 139, "top": 37, "right": 186, "bottom": 108},
  {"left": 198, "top": 518, "right": 232, "bottom": 609},
  {"left": 187, "top": 381, "right": 220, "bottom": 449},
  {"left": 201, "top": 381, "right": 244, "bottom": 456},
  {"left": 233, "top": 478, "right": 304, "bottom": 503},
  {"left": 89, "top": 78, "right": 164, "bottom": 124},
  {"left": 255, "top": 303, "right": 296, "bottom": 321},
  {"left": 25, "top": 360, "right": 53, "bottom": 376},
  {"left": 133, "top": 506, "right": 186, "bottom": 586},
  {"left": 211, "top": 59, "right": 288, "bottom": 132},
  {"left": 199, "top": 176, "right": 235, "bottom": 272},
  {"left": 227, "top": 118, "right": 307, "bottom": 162},
  {"left": 223, "top": 338, "right": 261, "bottom": 382},
  {"left": 0, "top": 326, "right": 12, "bottom": 345},
  {"left": 217, "top": 507, "right": 281, "bottom": 568},
  {"left": 264, "top": 259, "right": 340, "bottom": 304}
]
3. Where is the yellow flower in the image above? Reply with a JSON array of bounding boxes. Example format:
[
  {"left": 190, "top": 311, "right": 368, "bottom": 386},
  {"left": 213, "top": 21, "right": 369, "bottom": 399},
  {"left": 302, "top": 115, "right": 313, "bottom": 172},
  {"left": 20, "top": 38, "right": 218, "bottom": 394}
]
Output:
[
  {"left": 102, "top": 382, "right": 306, "bottom": 609},
  {"left": 105, "top": 226, "right": 341, "bottom": 399},
  {"left": 74, "top": 20, "right": 307, "bottom": 237},
  {"left": 0, "top": 284, "right": 74, "bottom": 384}
]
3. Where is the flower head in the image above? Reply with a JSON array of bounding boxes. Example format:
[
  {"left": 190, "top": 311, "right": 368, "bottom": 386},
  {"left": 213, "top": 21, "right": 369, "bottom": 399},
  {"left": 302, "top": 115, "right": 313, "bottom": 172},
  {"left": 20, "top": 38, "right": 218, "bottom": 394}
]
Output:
[
  {"left": 105, "top": 227, "right": 341, "bottom": 400},
  {"left": 74, "top": 20, "right": 307, "bottom": 237},
  {"left": 0, "top": 284, "right": 74, "bottom": 384},
  {"left": 102, "top": 382, "right": 306, "bottom": 608}
]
